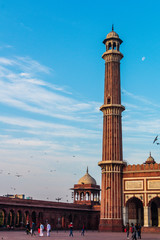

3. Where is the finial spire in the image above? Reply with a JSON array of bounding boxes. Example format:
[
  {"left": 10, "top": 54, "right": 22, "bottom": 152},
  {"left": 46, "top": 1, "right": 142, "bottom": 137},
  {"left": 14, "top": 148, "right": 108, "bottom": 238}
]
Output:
[
  {"left": 86, "top": 166, "right": 88, "bottom": 174},
  {"left": 112, "top": 24, "right": 114, "bottom": 31}
]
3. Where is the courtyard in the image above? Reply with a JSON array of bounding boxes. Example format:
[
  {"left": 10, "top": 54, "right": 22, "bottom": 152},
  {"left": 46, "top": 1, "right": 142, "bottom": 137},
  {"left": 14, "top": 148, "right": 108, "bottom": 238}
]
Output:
[{"left": 0, "top": 231, "right": 160, "bottom": 240}]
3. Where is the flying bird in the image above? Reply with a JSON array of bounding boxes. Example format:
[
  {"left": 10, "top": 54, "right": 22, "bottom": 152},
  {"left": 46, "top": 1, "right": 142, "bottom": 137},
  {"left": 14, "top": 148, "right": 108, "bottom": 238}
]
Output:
[
  {"left": 15, "top": 174, "right": 22, "bottom": 177},
  {"left": 106, "top": 187, "right": 111, "bottom": 190},
  {"left": 55, "top": 197, "right": 62, "bottom": 202},
  {"left": 153, "top": 135, "right": 158, "bottom": 144}
]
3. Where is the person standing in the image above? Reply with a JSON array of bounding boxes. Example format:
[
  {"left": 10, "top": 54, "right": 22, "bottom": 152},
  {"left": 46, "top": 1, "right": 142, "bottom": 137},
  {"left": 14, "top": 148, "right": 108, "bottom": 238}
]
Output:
[
  {"left": 126, "top": 222, "right": 129, "bottom": 239},
  {"left": 69, "top": 222, "right": 73, "bottom": 237},
  {"left": 81, "top": 224, "right": 85, "bottom": 236},
  {"left": 131, "top": 223, "right": 137, "bottom": 240},
  {"left": 31, "top": 221, "right": 36, "bottom": 236},
  {"left": 135, "top": 223, "right": 138, "bottom": 240},
  {"left": 26, "top": 222, "right": 31, "bottom": 235},
  {"left": 47, "top": 222, "right": 51, "bottom": 237},
  {"left": 137, "top": 223, "right": 141, "bottom": 239},
  {"left": 39, "top": 223, "right": 44, "bottom": 237}
]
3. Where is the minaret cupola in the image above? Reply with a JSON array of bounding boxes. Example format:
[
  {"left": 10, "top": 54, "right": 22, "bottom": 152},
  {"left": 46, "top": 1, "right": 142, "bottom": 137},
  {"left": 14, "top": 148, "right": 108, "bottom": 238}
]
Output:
[{"left": 103, "top": 25, "right": 123, "bottom": 53}]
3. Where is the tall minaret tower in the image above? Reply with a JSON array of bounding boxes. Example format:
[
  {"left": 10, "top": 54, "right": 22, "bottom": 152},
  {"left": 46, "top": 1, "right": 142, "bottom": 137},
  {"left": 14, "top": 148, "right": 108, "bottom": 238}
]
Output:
[{"left": 98, "top": 27, "right": 125, "bottom": 231}]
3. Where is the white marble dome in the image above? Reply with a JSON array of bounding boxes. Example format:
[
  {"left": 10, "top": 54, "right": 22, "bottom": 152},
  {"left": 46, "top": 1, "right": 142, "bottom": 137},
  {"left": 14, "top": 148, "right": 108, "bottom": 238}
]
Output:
[{"left": 78, "top": 167, "right": 97, "bottom": 185}]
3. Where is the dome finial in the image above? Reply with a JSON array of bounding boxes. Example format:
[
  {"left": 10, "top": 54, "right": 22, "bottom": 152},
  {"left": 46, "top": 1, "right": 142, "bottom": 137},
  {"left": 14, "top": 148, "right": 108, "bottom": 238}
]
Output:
[
  {"left": 87, "top": 166, "right": 88, "bottom": 174},
  {"left": 150, "top": 152, "right": 151, "bottom": 156},
  {"left": 112, "top": 24, "right": 114, "bottom": 31}
]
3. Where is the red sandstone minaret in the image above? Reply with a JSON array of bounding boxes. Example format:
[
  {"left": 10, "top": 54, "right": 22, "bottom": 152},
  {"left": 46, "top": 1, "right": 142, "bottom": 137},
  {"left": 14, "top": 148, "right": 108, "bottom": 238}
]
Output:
[{"left": 98, "top": 27, "right": 125, "bottom": 231}]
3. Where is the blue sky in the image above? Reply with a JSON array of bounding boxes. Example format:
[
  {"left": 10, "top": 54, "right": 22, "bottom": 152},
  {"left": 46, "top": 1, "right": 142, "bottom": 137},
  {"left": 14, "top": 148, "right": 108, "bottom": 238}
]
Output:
[{"left": 0, "top": 0, "right": 160, "bottom": 202}]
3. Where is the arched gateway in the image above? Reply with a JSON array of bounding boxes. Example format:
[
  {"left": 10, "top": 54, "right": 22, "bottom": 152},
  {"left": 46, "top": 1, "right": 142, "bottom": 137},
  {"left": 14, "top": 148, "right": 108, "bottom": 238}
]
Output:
[
  {"left": 123, "top": 154, "right": 160, "bottom": 230},
  {"left": 125, "top": 197, "right": 144, "bottom": 226}
]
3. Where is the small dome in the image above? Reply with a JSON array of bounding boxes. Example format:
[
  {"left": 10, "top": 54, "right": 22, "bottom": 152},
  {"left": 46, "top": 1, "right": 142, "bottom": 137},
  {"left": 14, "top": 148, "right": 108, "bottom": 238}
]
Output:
[
  {"left": 145, "top": 152, "right": 156, "bottom": 164},
  {"left": 78, "top": 167, "right": 97, "bottom": 185},
  {"left": 106, "top": 31, "right": 119, "bottom": 39}
]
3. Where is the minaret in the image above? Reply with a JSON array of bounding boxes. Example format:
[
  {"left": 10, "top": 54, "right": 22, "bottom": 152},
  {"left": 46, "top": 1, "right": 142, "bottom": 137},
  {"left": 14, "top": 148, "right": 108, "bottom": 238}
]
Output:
[{"left": 98, "top": 27, "right": 125, "bottom": 231}]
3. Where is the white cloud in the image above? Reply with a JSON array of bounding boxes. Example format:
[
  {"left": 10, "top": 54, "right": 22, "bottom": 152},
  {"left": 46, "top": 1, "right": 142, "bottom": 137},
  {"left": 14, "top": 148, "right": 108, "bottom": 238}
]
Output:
[
  {"left": 0, "top": 115, "right": 101, "bottom": 140},
  {"left": 0, "top": 57, "right": 15, "bottom": 65},
  {"left": 15, "top": 56, "right": 51, "bottom": 74},
  {"left": 122, "top": 89, "right": 159, "bottom": 108},
  {"left": 0, "top": 59, "right": 100, "bottom": 123},
  {"left": 142, "top": 56, "right": 146, "bottom": 61},
  {"left": 0, "top": 55, "right": 102, "bottom": 182}
]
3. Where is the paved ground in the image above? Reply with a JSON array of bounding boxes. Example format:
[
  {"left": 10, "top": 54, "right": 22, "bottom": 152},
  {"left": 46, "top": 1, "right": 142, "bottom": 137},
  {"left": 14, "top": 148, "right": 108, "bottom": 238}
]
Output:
[{"left": 0, "top": 231, "right": 160, "bottom": 240}]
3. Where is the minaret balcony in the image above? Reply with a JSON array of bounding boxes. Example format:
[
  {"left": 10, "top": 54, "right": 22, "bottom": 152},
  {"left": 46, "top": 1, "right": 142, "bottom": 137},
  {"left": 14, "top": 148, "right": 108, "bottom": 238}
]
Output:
[{"left": 100, "top": 104, "right": 125, "bottom": 115}]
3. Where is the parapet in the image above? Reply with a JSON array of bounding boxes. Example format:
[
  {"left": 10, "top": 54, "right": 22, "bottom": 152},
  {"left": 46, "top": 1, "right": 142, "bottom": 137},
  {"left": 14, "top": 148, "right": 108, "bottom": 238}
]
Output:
[{"left": 123, "top": 162, "right": 160, "bottom": 172}]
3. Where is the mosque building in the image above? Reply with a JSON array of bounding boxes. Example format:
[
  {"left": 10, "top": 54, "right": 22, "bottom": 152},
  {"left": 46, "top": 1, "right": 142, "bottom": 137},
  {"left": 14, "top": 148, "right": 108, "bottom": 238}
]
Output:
[
  {"left": 0, "top": 168, "right": 100, "bottom": 230},
  {"left": 0, "top": 28, "right": 160, "bottom": 232}
]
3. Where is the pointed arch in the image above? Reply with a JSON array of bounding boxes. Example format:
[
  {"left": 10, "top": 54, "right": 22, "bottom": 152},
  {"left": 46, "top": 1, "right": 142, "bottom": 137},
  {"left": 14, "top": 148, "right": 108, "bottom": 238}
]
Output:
[{"left": 126, "top": 197, "right": 144, "bottom": 225}]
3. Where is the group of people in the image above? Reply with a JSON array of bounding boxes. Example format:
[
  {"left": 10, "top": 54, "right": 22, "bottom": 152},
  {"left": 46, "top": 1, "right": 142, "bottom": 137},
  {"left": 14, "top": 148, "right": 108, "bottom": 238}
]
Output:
[
  {"left": 26, "top": 221, "right": 85, "bottom": 237},
  {"left": 26, "top": 222, "right": 35, "bottom": 236},
  {"left": 26, "top": 221, "right": 51, "bottom": 237},
  {"left": 68, "top": 222, "right": 85, "bottom": 237},
  {"left": 125, "top": 222, "right": 141, "bottom": 239},
  {"left": 39, "top": 222, "right": 51, "bottom": 237}
]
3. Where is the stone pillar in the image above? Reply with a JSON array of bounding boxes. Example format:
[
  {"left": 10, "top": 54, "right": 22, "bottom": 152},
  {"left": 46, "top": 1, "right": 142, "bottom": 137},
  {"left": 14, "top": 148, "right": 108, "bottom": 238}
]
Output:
[
  {"left": 5, "top": 212, "right": 8, "bottom": 226},
  {"left": 74, "top": 192, "right": 75, "bottom": 202},
  {"left": 14, "top": 211, "right": 17, "bottom": 226},
  {"left": 144, "top": 206, "right": 149, "bottom": 227},
  {"left": 158, "top": 208, "right": 160, "bottom": 227},
  {"left": 138, "top": 208, "right": 141, "bottom": 224},
  {"left": 148, "top": 207, "right": 151, "bottom": 226},
  {"left": 123, "top": 206, "right": 128, "bottom": 226}
]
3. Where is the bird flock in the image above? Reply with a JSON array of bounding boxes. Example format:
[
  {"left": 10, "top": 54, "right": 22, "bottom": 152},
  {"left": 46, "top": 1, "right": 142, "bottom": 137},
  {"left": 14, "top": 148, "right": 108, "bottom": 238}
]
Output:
[{"left": 0, "top": 153, "right": 78, "bottom": 202}]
